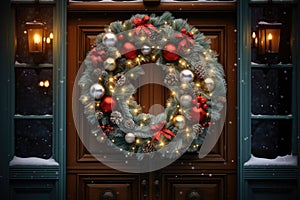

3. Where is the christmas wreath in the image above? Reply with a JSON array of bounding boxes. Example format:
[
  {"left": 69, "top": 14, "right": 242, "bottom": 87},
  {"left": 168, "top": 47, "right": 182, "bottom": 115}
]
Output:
[{"left": 77, "top": 12, "right": 226, "bottom": 160}]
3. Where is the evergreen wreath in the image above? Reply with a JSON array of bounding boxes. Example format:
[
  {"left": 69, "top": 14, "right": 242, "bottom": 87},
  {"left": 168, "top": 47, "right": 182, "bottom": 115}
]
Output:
[{"left": 78, "top": 12, "right": 226, "bottom": 160}]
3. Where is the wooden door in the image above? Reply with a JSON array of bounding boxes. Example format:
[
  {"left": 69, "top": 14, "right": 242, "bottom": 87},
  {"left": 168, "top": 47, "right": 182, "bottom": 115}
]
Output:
[{"left": 67, "top": 4, "right": 236, "bottom": 200}]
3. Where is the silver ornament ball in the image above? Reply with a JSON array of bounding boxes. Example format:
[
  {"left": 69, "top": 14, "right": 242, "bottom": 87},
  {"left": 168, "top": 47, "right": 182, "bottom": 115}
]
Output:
[
  {"left": 104, "top": 57, "right": 117, "bottom": 71},
  {"left": 89, "top": 83, "right": 105, "bottom": 99},
  {"left": 125, "top": 133, "right": 136, "bottom": 143},
  {"left": 204, "top": 77, "right": 215, "bottom": 92},
  {"left": 180, "top": 94, "right": 193, "bottom": 107},
  {"left": 102, "top": 33, "right": 117, "bottom": 47},
  {"left": 180, "top": 69, "right": 194, "bottom": 82},
  {"left": 141, "top": 45, "right": 151, "bottom": 55}
]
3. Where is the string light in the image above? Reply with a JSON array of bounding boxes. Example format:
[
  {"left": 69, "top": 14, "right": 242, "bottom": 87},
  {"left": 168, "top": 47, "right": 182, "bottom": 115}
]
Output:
[{"left": 136, "top": 138, "right": 140, "bottom": 144}]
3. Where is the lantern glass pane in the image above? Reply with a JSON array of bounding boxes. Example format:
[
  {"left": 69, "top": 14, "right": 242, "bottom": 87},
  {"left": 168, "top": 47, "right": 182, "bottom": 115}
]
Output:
[{"left": 27, "top": 27, "right": 44, "bottom": 53}]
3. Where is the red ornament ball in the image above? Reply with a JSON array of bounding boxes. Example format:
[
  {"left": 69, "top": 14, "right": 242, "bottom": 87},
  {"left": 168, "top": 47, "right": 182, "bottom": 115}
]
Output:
[
  {"left": 121, "top": 42, "right": 138, "bottom": 59},
  {"left": 190, "top": 106, "right": 207, "bottom": 122},
  {"left": 100, "top": 96, "right": 117, "bottom": 113},
  {"left": 118, "top": 34, "right": 125, "bottom": 40},
  {"left": 163, "top": 43, "right": 179, "bottom": 61}
]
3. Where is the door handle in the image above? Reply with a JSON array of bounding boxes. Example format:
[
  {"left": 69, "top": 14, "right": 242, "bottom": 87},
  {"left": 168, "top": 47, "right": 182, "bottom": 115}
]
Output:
[
  {"left": 141, "top": 179, "right": 148, "bottom": 199},
  {"left": 154, "top": 179, "right": 160, "bottom": 199}
]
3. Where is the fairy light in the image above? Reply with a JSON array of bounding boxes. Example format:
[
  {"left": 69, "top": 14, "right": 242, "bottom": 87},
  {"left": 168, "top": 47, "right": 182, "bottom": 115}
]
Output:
[
  {"left": 136, "top": 138, "right": 140, "bottom": 144},
  {"left": 171, "top": 91, "right": 176, "bottom": 96},
  {"left": 132, "top": 146, "right": 136, "bottom": 150},
  {"left": 175, "top": 149, "right": 179, "bottom": 154},
  {"left": 143, "top": 116, "right": 147, "bottom": 121},
  {"left": 128, "top": 32, "right": 132, "bottom": 37},
  {"left": 167, "top": 102, "right": 171, "bottom": 107},
  {"left": 140, "top": 123, "right": 144, "bottom": 127},
  {"left": 195, "top": 82, "right": 201, "bottom": 88},
  {"left": 140, "top": 36, "right": 146, "bottom": 41},
  {"left": 134, "top": 108, "right": 139, "bottom": 114},
  {"left": 89, "top": 104, "right": 94, "bottom": 110},
  {"left": 130, "top": 73, "right": 134, "bottom": 78},
  {"left": 121, "top": 88, "right": 126, "bottom": 92},
  {"left": 159, "top": 141, "right": 165, "bottom": 146},
  {"left": 109, "top": 77, "right": 114, "bottom": 82},
  {"left": 147, "top": 140, "right": 151, "bottom": 144}
]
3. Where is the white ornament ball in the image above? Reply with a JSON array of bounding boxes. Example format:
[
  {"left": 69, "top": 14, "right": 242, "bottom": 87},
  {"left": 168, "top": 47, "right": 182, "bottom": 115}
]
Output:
[
  {"left": 204, "top": 77, "right": 216, "bottom": 92},
  {"left": 89, "top": 83, "right": 105, "bottom": 99},
  {"left": 180, "top": 94, "right": 193, "bottom": 107},
  {"left": 102, "top": 33, "right": 117, "bottom": 47},
  {"left": 180, "top": 69, "right": 194, "bottom": 82},
  {"left": 104, "top": 57, "right": 116, "bottom": 71},
  {"left": 125, "top": 133, "right": 135, "bottom": 143},
  {"left": 141, "top": 45, "right": 151, "bottom": 55}
]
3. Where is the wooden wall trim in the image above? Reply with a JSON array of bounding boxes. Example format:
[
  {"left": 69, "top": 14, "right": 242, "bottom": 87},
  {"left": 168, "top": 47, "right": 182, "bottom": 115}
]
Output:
[{"left": 67, "top": 2, "right": 236, "bottom": 12}]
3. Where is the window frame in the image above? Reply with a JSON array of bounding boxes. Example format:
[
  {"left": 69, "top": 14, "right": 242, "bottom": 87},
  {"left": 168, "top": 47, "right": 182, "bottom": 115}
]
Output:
[{"left": 238, "top": 0, "right": 300, "bottom": 199}]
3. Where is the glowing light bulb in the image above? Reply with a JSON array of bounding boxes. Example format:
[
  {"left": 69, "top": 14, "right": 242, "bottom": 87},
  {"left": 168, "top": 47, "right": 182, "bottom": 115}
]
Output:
[
  {"left": 44, "top": 80, "right": 50, "bottom": 88},
  {"left": 49, "top": 32, "right": 53, "bottom": 39}
]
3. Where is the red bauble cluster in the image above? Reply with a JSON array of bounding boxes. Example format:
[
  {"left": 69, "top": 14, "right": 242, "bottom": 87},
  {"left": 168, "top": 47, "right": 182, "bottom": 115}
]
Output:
[
  {"left": 99, "top": 124, "right": 114, "bottom": 134},
  {"left": 100, "top": 96, "right": 117, "bottom": 113},
  {"left": 162, "top": 43, "right": 179, "bottom": 61},
  {"left": 89, "top": 48, "right": 106, "bottom": 67},
  {"left": 190, "top": 96, "right": 209, "bottom": 123},
  {"left": 121, "top": 42, "right": 138, "bottom": 59}
]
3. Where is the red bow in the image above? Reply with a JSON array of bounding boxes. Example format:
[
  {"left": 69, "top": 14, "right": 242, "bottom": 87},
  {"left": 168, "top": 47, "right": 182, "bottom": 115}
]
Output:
[
  {"left": 132, "top": 15, "right": 157, "bottom": 35},
  {"left": 151, "top": 121, "right": 175, "bottom": 142},
  {"left": 175, "top": 28, "right": 194, "bottom": 51}
]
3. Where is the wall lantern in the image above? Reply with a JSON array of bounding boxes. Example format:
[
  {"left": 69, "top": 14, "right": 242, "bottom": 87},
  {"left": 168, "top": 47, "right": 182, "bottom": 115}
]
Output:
[
  {"left": 257, "top": 21, "right": 282, "bottom": 63},
  {"left": 25, "top": 20, "right": 46, "bottom": 54}
]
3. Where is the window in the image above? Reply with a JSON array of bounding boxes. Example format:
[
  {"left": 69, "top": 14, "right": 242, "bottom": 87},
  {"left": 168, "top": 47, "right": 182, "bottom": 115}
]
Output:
[{"left": 13, "top": 5, "right": 54, "bottom": 160}]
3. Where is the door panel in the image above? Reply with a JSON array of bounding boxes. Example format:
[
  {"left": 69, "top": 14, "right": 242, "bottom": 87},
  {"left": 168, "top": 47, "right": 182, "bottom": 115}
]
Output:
[{"left": 67, "top": 9, "right": 236, "bottom": 200}]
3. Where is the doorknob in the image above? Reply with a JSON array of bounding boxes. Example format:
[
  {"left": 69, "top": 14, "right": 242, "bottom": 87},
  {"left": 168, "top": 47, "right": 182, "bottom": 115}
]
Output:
[
  {"left": 100, "top": 190, "right": 116, "bottom": 200},
  {"left": 186, "top": 190, "right": 202, "bottom": 200}
]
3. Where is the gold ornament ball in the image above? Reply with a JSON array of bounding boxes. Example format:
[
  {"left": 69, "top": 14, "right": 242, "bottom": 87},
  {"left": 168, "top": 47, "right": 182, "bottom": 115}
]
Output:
[
  {"left": 204, "top": 77, "right": 215, "bottom": 92},
  {"left": 178, "top": 58, "right": 188, "bottom": 68},
  {"left": 172, "top": 115, "right": 186, "bottom": 129},
  {"left": 104, "top": 57, "right": 116, "bottom": 71}
]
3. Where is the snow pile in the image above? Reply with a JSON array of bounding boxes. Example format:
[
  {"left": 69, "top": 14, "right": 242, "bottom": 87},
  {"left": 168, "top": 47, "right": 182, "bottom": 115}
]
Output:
[
  {"left": 244, "top": 154, "right": 297, "bottom": 166},
  {"left": 9, "top": 156, "right": 59, "bottom": 166}
]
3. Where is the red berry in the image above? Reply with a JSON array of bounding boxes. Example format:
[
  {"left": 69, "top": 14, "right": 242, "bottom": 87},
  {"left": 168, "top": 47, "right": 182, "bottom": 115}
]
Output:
[{"left": 203, "top": 104, "right": 208, "bottom": 109}]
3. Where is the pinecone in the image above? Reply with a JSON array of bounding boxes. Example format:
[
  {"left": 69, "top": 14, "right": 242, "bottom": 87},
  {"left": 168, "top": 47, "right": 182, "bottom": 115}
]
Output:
[
  {"left": 149, "top": 32, "right": 162, "bottom": 43},
  {"left": 124, "top": 119, "right": 135, "bottom": 130},
  {"left": 95, "top": 111, "right": 103, "bottom": 120},
  {"left": 164, "top": 73, "right": 178, "bottom": 86},
  {"left": 194, "top": 61, "right": 207, "bottom": 79},
  {"left": 116, "top": 74, "right": 126, "bottom": 87},
  {"left": 93, "top": 68, "right": 102, "bottom": 77},
  {"left": 142, "top": 142, "right": 156, "bottom": 153},
  {"left": 110, "top": 111, "right": 123, "bottom": 125},
  {"left": 192, "top": 124, "right": 204, "bottom": 135}
]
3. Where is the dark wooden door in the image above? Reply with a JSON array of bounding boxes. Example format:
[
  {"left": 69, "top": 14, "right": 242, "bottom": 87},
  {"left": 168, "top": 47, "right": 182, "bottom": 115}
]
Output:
[{"left": 67, "top": 3, "right": 237, "bottom": 200}]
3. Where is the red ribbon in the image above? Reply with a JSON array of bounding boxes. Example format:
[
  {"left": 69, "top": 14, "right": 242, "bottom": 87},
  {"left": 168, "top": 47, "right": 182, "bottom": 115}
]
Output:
[
  {"left": 151, "top": 121, "right": 175, "bottom": 142},
  {"left": 132, "top": 15, "right": 157, "bottom": 35},
  {"left": 175, "top": 28, "right": 194, "bottom": 51}
]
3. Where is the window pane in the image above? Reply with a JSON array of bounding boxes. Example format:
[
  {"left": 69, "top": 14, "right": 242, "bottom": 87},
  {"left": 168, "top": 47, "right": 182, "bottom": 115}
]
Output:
[
  {"left": 15, "top": 68, "right": 53, "bottom": 115},
  {"left": 15, "top": 119, "right": 52, "bottom": 159},
  {"left": 251, "top": 68, "right": 292, "bottom": 115},
  {"left": 251, "top": 7, "right": 292, "bottom": 64},
  {"left": 251, "top": 119, "right": 292, "bottom": 159}
]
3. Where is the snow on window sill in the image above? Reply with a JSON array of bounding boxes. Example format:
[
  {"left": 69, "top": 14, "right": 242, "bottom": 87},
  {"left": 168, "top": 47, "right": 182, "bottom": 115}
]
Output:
[
  {"left": 9, "top": 156, "right": 59, "bottom": 166},
  {"left": 244, "top": 154, "right": 297, "bottom": 166}
]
